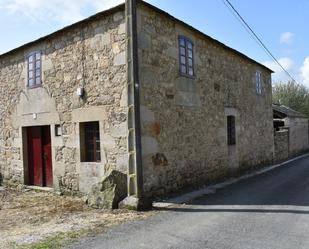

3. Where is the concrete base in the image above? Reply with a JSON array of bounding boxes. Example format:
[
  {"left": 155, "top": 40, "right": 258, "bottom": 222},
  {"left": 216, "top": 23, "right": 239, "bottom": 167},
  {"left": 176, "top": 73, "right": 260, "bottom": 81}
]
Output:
[
  {"left": 119, "top": 196, "right": 152, "bottom": 211},
  {"left": 26, "top": 185, "right": 62, "bottom": 195}
]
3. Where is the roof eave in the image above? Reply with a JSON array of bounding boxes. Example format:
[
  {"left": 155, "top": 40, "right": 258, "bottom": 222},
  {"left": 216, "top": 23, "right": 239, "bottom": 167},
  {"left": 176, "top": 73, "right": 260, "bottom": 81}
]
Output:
[
  {"left": 140, "top": 1, "right": 274, "bottom": 73},
  {"left": 0, "top": 3, "right": 125, "bottom": 59},
  {"left": 0, "top": 0, "right": 274, "bottom": 74}
]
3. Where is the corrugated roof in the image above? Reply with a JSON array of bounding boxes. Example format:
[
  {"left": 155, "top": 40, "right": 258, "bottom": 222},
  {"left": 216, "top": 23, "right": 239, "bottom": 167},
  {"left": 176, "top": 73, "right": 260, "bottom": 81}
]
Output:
[
  {"left": 0, "top": 1, "right": 273, "bottom": 73},
  {"left": 273, "top": 104, "right": 307, "bottom": 118}
]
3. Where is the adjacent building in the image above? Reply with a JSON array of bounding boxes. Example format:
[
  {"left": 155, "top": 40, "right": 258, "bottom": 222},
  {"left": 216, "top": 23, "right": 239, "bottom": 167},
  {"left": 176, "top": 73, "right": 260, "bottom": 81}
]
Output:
[
  {"left": 273, "top": 104, "right": 309, "bottom": 161},
  {"left": 0, "top": 1, "right": 274, "bottom": 199}
]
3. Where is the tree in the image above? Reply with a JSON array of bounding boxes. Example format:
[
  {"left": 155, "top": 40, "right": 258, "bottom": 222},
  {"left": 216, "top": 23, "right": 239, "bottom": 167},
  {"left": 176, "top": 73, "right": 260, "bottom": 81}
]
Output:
[{"left": 272, "top": 81, "right": 309, "bottom": 117}]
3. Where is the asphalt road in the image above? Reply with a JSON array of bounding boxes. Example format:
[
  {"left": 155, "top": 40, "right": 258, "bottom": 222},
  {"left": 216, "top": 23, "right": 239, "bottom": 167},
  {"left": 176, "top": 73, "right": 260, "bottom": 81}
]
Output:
[{"left": 70, "top": 155, "right": 309, "bottom": 249}]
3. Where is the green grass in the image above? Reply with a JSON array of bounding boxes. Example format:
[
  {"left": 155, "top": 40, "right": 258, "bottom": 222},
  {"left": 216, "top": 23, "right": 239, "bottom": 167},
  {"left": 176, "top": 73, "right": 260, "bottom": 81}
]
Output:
[{"left": 15, "top": 230, "right": 86, "bottom": 249}]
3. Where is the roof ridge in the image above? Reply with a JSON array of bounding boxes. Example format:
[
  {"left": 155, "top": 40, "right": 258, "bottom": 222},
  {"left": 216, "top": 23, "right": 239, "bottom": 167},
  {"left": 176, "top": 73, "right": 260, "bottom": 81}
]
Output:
[{"left": 0, "top": 0, "right": 273, "bottom": 73}]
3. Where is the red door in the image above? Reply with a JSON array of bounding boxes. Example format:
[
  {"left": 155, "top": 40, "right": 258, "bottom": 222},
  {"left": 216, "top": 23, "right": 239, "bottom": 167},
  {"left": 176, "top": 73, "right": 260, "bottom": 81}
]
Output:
[
  {"left": 27, "top": 126, "right": 53, "bottom": 187},
  {"left": 27, "top": 127, "right": 43, "bottom": 186}
]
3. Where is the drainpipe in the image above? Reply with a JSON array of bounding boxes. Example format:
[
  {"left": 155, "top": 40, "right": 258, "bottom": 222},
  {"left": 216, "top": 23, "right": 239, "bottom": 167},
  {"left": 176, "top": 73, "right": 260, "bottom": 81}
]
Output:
[{"left": 125, "top": 0, "right": 146, "bottom": 209}]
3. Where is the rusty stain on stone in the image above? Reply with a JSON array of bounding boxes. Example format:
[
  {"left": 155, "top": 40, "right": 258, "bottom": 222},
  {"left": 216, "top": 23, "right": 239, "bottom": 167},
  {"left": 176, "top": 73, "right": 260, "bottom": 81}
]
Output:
[
  {"left": 152, "top": 153, "right": 168, "bottom": 166},
  {"left": 151, "top": 122, "right": 161, "bottom": 136}
]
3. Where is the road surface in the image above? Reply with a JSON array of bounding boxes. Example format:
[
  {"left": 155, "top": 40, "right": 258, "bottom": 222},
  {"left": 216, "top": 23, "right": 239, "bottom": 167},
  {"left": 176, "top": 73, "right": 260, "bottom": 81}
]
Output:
[{"left": 69, "top": 155, "right": 309, "bottom": 249}]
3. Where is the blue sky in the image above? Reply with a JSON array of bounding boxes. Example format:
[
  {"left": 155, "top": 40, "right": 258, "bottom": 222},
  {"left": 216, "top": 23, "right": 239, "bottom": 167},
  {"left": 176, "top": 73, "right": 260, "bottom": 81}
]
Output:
[{"left": 0, "top": 0, "right": 308, "bottom": 86}]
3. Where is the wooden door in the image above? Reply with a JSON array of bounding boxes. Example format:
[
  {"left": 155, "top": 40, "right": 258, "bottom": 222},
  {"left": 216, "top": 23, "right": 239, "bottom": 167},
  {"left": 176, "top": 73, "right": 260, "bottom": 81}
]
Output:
[
  {"left": 27, "top": 126, "right": 52, "bottom": 187},
  {"left": 42, "top": 126, "right": 53, "bottom": 187},
  {"left": 27, "top": 127, "right": 43, "bottom": 186}
]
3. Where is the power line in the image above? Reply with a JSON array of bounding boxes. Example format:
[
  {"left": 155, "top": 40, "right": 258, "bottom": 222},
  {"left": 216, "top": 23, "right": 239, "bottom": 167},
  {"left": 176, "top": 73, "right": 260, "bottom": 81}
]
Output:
[{"left": 221, "top": 0, "right": 297, "bottom": 83}]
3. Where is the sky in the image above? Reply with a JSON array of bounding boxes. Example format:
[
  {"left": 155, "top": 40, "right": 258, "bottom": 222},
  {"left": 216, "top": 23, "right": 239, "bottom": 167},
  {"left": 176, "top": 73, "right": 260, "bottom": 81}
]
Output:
[{"left": 0, "top": 0, "right": 309, "bottom": 86}]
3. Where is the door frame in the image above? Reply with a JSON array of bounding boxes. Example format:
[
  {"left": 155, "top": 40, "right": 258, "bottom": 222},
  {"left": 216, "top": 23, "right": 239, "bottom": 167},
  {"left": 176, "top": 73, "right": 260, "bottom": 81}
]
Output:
[{"left": 23, "top": 125, "right": 53, "bottom": 187}]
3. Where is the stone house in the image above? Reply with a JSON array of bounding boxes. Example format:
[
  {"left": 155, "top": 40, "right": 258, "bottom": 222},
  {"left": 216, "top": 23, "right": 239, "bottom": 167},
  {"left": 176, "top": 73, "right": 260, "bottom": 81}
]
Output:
[
  {"left": 0, "top": 1, "right": 274, "bottom": 201},
  {"left": 273, "top": 104, "right": 309, "bottom": 161}
]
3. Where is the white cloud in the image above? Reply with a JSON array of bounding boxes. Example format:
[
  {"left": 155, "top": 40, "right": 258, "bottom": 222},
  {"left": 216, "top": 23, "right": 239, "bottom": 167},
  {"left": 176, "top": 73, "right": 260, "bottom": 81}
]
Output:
[
  {"left": 280, "top": 32, "right": 294, "bottom": 45},
  {"left": 263, "top": 57, "right": 294, "bottom": 73},
  {"left": 263, "top": 57, "right": 295, "bottom": 83},
  {"left": 0, "top": 0, "right": 124, "bottom": 24},
  {"left": 92, "top": 0, "right": 124, "bottom": 12},
  {"left": 300, "top": 57, "right": 309, "bottom": 85}
]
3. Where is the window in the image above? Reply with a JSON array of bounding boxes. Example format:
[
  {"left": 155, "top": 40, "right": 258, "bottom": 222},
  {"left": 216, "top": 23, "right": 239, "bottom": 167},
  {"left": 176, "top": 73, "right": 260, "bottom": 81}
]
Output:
[
  {"left": 255, "top": 71, "right": 262, "bottom": 95},
  {"left": 227, "top": 116, "right": 236, "bottom": 145},
  {"left": 80, "top": 121, "right": 101, "bottom": 162},
  {"left": 27, "top": 51, "right": 42, "bottom": 88},
  {"left": 179, "top": 36, "right": 194, "bottom": 77}
]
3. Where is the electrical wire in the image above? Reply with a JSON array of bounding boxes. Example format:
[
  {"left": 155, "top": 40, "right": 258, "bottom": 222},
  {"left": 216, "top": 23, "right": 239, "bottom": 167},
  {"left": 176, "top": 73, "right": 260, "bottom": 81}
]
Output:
[{"left": 221, "top": 0, "right": 298, "bottom": 83}]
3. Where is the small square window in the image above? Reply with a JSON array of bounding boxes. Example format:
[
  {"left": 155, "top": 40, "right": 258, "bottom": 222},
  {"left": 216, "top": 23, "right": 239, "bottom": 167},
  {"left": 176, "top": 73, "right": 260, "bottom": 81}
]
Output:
[
  {"left": 28, "top": 55, "right": 34, "bottom": 63},
  {"left": 179, "top": 38, "right": 185, "bottom": 47},
  {"left": 180, "top": 47, "right": 186, "bottom": 56},
  {"left": 180, "top": 56, "right": 186, "bottom": 64},
  {"left": 188, "top": 58, "right": 193, "bottom": 67},
  {"left": 188, "top": 50, "right": 193, "bottom": 59},
  {"left": 35, "top": 77, "right": 41, "bottom": 85},
  {"left": 28, "top": 79, "right": 34, "bottom": 86},
  {"left": 181, "top": 65, "right": 187, "bottom": 74}
]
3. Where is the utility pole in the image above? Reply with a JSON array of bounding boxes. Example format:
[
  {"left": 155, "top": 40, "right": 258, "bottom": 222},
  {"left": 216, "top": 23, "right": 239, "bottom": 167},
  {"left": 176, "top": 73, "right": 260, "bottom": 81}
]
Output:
[{"left": 124, "top": 0, "right": 146, "bottom": 209}]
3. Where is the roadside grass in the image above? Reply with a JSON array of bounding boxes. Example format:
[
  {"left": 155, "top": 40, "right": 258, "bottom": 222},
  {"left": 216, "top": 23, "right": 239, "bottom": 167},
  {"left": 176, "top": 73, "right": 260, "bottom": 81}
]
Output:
[
  {"left": 10, "top": 230, "right": 86, "bottom": 249},
  {"left": 1, "top": 188, "right": 154, "bottom": 249}
]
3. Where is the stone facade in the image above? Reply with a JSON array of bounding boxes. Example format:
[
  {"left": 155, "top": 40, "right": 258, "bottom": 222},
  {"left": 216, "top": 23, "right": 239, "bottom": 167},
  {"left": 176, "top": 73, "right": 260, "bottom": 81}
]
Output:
[
  {"left": 274, "top": 129, "right": 289, "bottom": 162},
  {"left": 137, "top": 3, "right": 274, "bottom": 197},
  {"left": 273, "top": 104, "right": 309, "bottom": 160},
  {"left": 285, "top": 117, "right": 309, "bottom": 156},
  {"left": 0, "top": 6, "right": 128, "bottom": 194},
  {"left": 0, "top": 2, "right": 276, "bottom": 199}
]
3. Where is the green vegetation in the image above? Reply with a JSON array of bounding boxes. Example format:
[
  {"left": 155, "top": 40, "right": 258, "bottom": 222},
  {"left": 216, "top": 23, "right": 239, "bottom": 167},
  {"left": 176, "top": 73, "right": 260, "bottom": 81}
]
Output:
[
  {"left": 273, "top": 81, "right": 309, "bottom": 117},
  {"left": 15, "top": 230, "right": 86, "bottom": 249}
]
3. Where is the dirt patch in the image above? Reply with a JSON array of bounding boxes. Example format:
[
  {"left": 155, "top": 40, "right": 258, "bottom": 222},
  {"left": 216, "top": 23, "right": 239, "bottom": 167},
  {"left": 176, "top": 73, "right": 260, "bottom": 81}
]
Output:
[{"left": 0, "top": 187, "right": 153, "bottom": 248}]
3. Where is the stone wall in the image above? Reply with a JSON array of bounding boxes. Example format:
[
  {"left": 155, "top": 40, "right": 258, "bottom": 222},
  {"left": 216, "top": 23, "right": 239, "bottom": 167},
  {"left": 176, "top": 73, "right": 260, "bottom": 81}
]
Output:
[
  {"left": 285, "top": 117, "right": 309, "bottom": 156},
  {"left": 274, "top": 129, "right": 289, "bottom": 162},
  {"left": 0, "top": 7, "right": 128, "bottom": 194},
  {"left": 137, "top": 4, "right": 274, "bottom": 197}
]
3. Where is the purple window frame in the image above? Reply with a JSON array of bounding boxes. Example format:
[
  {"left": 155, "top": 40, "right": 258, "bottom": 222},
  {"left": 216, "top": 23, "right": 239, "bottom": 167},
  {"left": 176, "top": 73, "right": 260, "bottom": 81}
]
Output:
[
  {"left": 178, "top": 36, "right": 195, "bottom": 78},
  {"left": 255, "top": 71, "right": 262, "bottom": 95},
  {"left": 27, "top": 51, "right": 42, "bottom": 88}
]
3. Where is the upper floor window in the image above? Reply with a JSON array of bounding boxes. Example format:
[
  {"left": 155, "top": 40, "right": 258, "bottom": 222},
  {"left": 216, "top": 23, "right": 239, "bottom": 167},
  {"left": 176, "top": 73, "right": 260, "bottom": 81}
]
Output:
[
  {"left": 179, "top": 36, "right": 194, "bottom": 77},
  {"left": 255, "top": 71, "right": 262, "bottom": 95},
  {"left": 27, "top": 51, "right": 42, "bottom": 88}
]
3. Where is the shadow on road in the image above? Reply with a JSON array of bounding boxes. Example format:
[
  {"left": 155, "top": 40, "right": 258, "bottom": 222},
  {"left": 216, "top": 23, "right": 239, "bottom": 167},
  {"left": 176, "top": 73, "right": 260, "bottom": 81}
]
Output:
[
  {"left": 155, "top": 156, "right": 309, "bottom": 215},
  {"left": 155, "top": 206, "right": 309, "bottom": 215}
]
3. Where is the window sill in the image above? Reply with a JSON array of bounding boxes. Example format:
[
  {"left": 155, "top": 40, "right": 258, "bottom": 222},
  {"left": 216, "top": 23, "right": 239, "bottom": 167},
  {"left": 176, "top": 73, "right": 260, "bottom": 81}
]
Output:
[
  {"left": 80, "top": 161, "right": 102, "bottom": 164},
  {"left": 179, "top": 72, "right": 196, "bottom": 80},
  {"left": 27, "top": 84, "right": 42, "bottom": 89}
]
